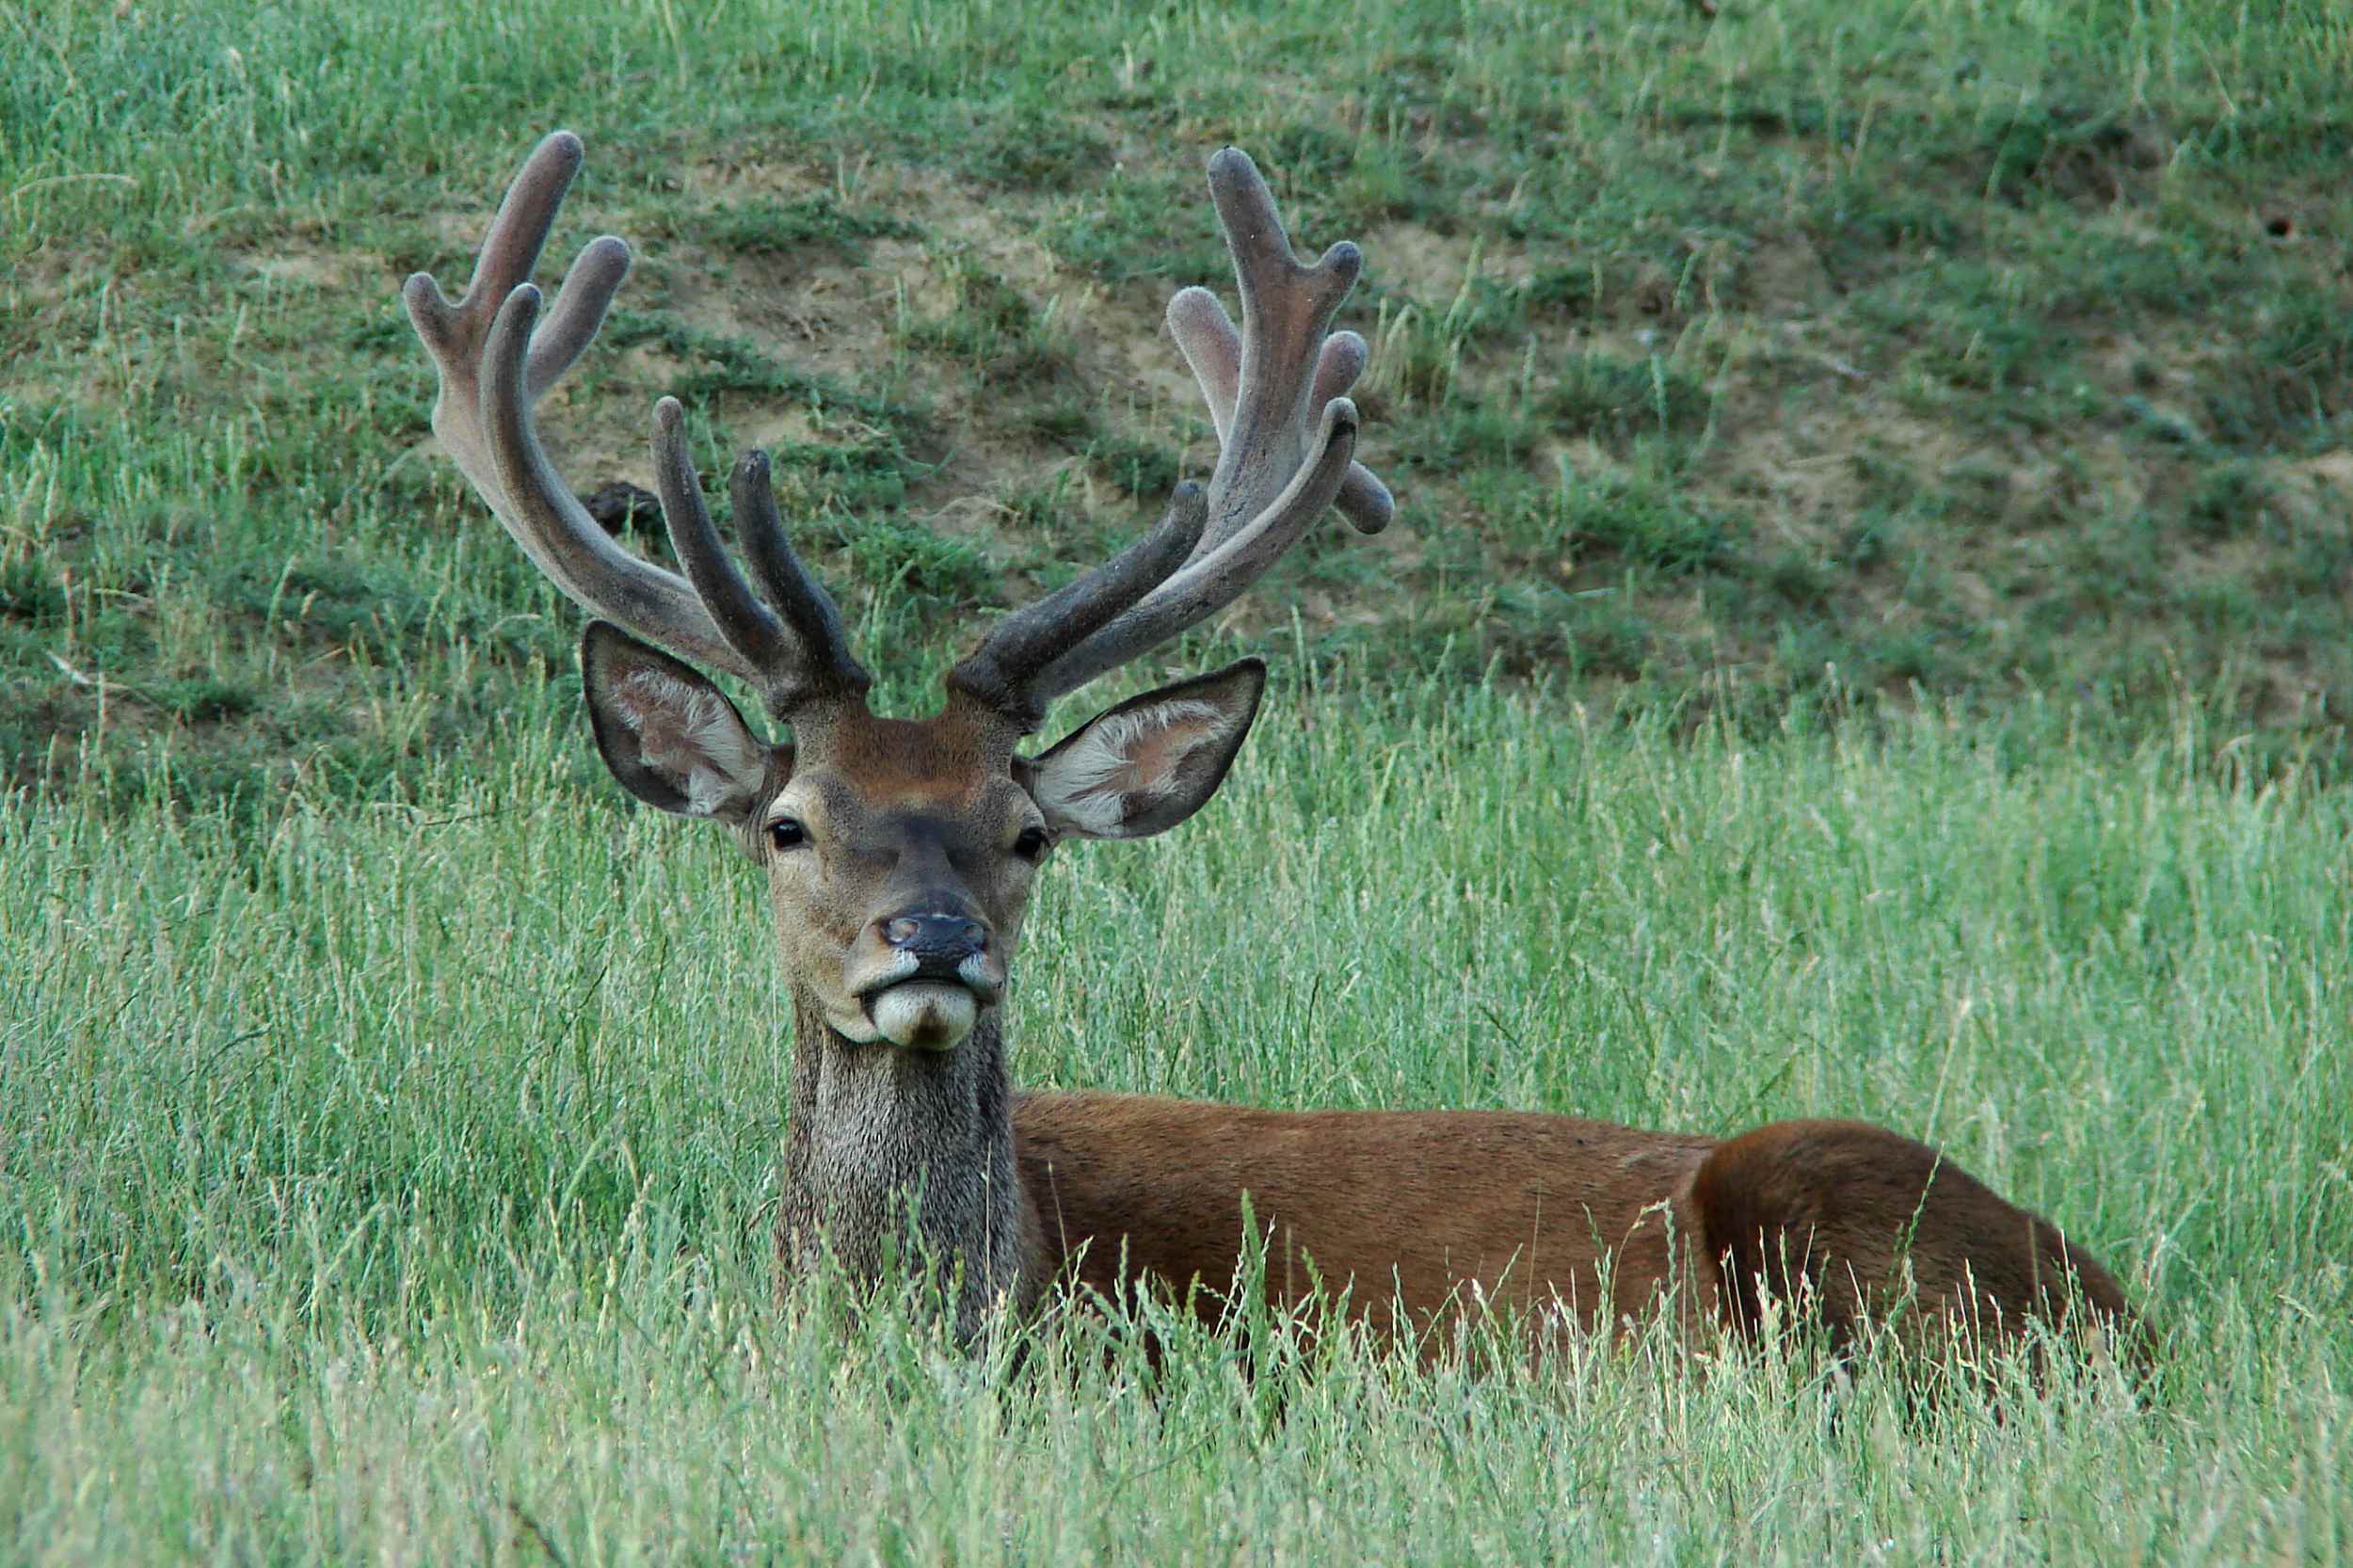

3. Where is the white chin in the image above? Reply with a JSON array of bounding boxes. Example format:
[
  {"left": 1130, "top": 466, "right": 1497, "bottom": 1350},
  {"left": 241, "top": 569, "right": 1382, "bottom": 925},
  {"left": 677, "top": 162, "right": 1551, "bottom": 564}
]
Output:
[{"left": 867, "top": 984, "right": 980, "bottom": 1051}]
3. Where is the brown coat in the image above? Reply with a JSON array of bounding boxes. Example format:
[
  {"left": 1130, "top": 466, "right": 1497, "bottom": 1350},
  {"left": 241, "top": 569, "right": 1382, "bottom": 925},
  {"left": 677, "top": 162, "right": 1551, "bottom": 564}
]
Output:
[{"left": 1017, "top": 1095, "right": 2135, "bottom": 1354}]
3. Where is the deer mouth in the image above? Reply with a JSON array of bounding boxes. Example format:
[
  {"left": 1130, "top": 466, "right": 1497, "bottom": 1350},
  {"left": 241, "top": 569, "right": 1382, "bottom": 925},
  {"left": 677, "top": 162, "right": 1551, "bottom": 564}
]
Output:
[
  {"left": 862, "top": 982, "right": 982, "bottom": 1050},
  {"left": 855, "top": 957, "right": 1003, "bottom": 1050}
]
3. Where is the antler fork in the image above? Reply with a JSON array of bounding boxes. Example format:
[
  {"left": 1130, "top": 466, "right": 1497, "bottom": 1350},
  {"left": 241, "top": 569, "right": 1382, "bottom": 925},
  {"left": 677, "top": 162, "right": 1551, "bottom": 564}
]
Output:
[
  {"left": 402, "top": 132, "right": 870, "bottom": 718},
  {"left": 947, "top": 149, "right": 1393, "bottom": 728}
]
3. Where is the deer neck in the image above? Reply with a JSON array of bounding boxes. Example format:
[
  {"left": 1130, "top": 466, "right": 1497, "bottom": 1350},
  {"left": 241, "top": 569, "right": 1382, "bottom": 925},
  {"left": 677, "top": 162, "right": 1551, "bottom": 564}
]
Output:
[{"left": 778, "top": 987, "right": 1043, "bottom": 1340}]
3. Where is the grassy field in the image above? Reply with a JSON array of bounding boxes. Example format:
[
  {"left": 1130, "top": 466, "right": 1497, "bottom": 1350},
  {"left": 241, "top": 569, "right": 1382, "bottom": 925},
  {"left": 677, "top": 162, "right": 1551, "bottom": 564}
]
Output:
[
  {"left": 3, "top": 687, "right": 2350, "bottom": 1562},
  {"left": 4, "top": 0, "right": 2352, "bottom": 1560}
]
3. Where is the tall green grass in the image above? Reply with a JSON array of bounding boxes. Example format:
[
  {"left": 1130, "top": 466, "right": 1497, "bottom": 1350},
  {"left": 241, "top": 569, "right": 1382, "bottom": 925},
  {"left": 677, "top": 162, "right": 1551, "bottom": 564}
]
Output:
[{"left": 2, "top": 680, "right": 2347, "bottom": 1561}]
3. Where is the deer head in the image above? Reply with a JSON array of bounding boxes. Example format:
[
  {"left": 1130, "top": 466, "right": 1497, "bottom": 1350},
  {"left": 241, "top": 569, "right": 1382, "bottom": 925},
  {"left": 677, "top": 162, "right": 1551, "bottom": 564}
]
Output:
[{"left": 403, "top": 133, "right": 1389, "bottom": 1057}]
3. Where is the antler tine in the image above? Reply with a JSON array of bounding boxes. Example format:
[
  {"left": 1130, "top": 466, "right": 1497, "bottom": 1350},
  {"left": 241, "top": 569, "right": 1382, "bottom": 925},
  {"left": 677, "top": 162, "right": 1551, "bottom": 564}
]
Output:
[
  {"left": 729, "top": 447, "right": 873, "bottom": 706},
  {"left": 649, "top": 398, "right": 872, "bottom": 713},
  {"left": 648, "top": 397, "right": 844, "bottom": 715},
  {"left": 1164, "top": 294, "right": 1394, "bottom": 536},
  {"left": 405, "top": 132, "right": 870, "bottom": 720}
]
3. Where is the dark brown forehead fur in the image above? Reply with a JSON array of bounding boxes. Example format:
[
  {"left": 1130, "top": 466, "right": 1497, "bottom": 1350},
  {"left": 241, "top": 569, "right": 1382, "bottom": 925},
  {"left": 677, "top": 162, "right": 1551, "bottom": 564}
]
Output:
[{"left": 792, "top": 702, "right": 1024, "bottom": 811}]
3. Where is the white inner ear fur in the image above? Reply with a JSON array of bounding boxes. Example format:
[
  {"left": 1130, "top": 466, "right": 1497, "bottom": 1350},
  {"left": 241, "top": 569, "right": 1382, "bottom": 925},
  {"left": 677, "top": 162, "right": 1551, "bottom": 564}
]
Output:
[
  {"left": 1037, "top": 698, "right": 1225, "bottom": 835},
  {"left": 611, "top": 668, "right": 763, "bottom": 816}
]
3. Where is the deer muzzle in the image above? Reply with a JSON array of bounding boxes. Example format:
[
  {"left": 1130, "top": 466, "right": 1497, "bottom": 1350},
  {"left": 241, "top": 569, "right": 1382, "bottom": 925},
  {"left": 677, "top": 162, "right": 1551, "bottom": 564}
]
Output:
[{"left": 855, "top": 912, "right": 1003, "bottom": 1050}]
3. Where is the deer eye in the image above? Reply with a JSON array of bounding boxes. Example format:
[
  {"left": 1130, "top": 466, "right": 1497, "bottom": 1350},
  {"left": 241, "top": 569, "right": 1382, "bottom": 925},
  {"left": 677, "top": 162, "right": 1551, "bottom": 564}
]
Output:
[
  {"left": 768, "top": 818, "right": 808, "bottom": 852},
  {"left": 1013, "top": 825, "right": 1049, "bottom": 862}
]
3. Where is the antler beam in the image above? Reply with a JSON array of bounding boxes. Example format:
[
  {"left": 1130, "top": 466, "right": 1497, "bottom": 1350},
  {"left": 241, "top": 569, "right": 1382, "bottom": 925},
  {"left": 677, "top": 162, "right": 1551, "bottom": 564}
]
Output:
[
  {"left": 403, "top": 132, "right": 870, "bottom": 718},
  {"left": 947, "top": 148, "right": 1391, "bottom": 727}
]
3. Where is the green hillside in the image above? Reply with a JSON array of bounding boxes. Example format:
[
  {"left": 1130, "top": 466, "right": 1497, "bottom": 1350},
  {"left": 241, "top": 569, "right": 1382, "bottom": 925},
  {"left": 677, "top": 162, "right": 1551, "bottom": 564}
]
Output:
[{"left": 7, "top": 0, "right": 2351, "bottom": 806}]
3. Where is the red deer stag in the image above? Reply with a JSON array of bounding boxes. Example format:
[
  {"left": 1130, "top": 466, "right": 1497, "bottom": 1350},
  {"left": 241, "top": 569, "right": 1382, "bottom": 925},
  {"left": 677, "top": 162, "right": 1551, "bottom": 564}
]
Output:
[{"left": 403, "top": 134, "right": 2136, "bottom": 1355}]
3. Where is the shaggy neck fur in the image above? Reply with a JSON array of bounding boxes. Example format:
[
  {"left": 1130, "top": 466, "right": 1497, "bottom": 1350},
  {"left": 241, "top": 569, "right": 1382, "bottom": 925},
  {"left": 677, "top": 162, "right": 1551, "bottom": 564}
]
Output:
[{"left": 777, "top": 988, "right": 1044, "bottom": 1341}]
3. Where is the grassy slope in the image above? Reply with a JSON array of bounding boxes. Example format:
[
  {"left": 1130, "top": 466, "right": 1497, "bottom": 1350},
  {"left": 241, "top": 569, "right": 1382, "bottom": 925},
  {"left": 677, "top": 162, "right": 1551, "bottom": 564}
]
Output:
[
  {"left": 4, "top": 0, "right": 2353, "bottom": 1560},
  {"left": 5, "top": 0, "right": 2353, "bottom": 809}
]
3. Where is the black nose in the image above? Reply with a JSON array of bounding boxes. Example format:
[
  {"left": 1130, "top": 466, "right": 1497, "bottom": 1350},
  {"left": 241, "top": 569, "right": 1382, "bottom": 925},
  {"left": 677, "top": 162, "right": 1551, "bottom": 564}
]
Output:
[{"left": 879, "top": 913, "right": 988, "bottom": 974}]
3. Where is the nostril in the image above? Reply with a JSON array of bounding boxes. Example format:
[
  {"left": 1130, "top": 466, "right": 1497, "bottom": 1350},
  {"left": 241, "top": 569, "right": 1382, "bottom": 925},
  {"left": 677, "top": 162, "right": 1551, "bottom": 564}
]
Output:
[{"left": 880, "top": 914, "right": 986, "bottom": 954}]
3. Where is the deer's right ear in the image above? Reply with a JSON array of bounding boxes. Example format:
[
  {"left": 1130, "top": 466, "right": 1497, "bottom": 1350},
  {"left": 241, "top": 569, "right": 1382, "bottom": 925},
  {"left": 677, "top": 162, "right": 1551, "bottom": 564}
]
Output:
[{"left": 581, "top": 622, "right": 771, "bottom": 824}]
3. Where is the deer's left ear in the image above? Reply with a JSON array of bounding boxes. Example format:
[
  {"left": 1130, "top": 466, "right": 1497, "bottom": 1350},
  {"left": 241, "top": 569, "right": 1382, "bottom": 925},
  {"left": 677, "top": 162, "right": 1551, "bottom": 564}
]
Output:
[{"left": 1016, "top": 659, "right": 1266, "bottom": 840}]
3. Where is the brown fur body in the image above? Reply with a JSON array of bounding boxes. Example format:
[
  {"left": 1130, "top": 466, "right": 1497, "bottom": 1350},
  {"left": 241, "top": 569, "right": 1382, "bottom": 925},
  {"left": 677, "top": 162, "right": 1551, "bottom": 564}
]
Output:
[{"left": 1012, "top": 1094, "right": 2135, "bottom": 1353}]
